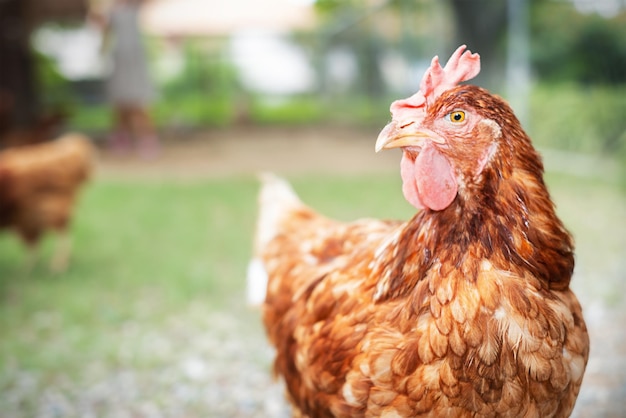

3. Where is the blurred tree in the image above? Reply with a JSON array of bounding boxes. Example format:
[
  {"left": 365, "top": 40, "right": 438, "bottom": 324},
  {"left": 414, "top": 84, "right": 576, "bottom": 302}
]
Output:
[
  {"left": 531, "top": 1, "right": 626, "bottom": 85},
  {"left": 314, "top": 0, "right": 387, "bottom": 98},
  {"left": 0, "top": 0, "right": 86, "bottom": 145},
  {"left": 571, "top": 17, "right": 626, "bottom": 84},
  {"left": 449, "top": 0, "right": 508, "bottom": 90},
  {"left": 0, "top": 0, "right": 38, "bottom": 133},
  {"left": 530, "top": 1, "right": 626, "bottom": 156},
  {"left": 314, "top": 0, "right": 510, "bottom": 93}
]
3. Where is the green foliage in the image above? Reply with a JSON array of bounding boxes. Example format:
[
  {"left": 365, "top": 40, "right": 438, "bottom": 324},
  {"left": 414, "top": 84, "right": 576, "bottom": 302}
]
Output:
[
  {"left": 531, "top": 2, "right": 626, "bottom": 84},
  {"left": 154, "top": 95, "right": 235, "bottom": 128},
  {"left": 528, "top": 83, "right": 626, "bottom": 157},
  {"left": 250, "top": 96, "right": 326, "bottom": 125},
  {"left": 151, "top": 39, "right": 240, "bottom": 127},
  {"left": 314, "top": 0, "right": 349, "bottom": 14},
  {"left": 67, "top": 104, "right": 110, "bottom": 133},
  {"left": 571, "top": 18, "right": 626, "bottom": 84},
  {"left": 160, "top": 40, "right": 238, "bottom": 100},
  {"left": 33, "top": 50, "right": 78, "bottom": 110}
]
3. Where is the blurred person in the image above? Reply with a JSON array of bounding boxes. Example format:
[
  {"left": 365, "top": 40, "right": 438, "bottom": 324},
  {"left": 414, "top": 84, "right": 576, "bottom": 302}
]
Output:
[{"left": 97, "top": 0, "right": 160, "bottom": 158}]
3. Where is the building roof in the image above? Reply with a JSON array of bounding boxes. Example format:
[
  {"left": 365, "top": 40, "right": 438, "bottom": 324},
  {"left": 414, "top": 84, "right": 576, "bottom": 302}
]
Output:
[{"left": 141, "top": 0, "right": 316, "bottom": 37}]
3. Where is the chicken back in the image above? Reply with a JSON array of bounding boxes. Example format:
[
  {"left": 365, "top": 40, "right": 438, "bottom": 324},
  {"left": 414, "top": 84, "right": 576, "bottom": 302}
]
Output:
[{"left": 250, "top": 46, "right": 589, "bottom": 418}]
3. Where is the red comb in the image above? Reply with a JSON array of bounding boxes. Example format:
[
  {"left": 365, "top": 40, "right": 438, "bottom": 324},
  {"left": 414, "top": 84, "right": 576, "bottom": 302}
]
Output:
[{"left": 389, "top": 45, "right": 480, "bottom": 122}]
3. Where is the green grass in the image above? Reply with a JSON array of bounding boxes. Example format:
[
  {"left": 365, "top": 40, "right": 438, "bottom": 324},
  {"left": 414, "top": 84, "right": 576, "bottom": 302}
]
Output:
[
  {"left": 0, "top": 170, "right": 623, "bottom": 377},
  {"left": 546, "top": 171, "right": 626, "bottom": 306},
  {"left": 0, "top": 179, "right": 260, "bottom": 373}
]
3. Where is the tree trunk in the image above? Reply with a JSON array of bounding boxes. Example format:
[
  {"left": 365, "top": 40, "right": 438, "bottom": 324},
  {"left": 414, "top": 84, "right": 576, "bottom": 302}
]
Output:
[
  {"left": 449, "top": 0, "right": 508, "bottom": 91},
  {"left": 0, "top": 0, "right": 39, "bottom": 137}
]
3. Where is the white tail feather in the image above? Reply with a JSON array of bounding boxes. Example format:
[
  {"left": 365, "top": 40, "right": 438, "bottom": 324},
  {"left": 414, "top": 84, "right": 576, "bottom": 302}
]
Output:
[
  {"left": 254, "top": 172, "right": 301, "bottom": 252},
  {"left": 247, "top": 173, "right": 301, "bottom": 306},
  {"left": 246, "top": 258, "right": 268, "bottom": 306}
]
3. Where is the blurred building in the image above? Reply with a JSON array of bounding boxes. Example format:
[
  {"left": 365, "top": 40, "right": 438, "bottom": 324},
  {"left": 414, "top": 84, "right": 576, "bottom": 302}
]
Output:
[
  {"left": 141, "top": 0, "right": 317, "bottom": 96},
  {"left": 141, "top": 0, "right": 316, "bottom": 37}
]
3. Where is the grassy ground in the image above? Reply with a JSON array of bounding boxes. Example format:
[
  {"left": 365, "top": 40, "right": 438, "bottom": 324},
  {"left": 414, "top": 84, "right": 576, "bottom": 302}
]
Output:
[
  {"left": 0, "top": 164, "right": 624, "bottom": 415},
  {"left": 0, "top": 179, "right": 254, "bottom": 370}
]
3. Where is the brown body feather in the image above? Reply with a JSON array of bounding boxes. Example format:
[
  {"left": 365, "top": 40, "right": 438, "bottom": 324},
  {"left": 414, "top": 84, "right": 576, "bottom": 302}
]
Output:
[
  {"left": 256, "top": 86, "right": 589, "bottom": 417},
  {"left": 0, "top": 134, "right": 93, "bottom": 269}
]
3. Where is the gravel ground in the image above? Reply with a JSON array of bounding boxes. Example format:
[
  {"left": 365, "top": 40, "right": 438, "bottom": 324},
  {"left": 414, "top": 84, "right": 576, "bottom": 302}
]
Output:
[
  {"left": 571, "top": 302, "right": 626, "bottom": 418},
  {"left": 2, "top": 127, "right": 624, "bottom": 417},
  {"left": 2, "top": 304, "right": 291, "bottom": 418}
]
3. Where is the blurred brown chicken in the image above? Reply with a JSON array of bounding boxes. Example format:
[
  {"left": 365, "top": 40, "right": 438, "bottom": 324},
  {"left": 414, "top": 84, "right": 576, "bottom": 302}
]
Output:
[
  {"left": 249, "top": 46, "right": 589, "bottom": 417},
  {"left": 0, "top": 133, "right": 93, "bottom": 272}
]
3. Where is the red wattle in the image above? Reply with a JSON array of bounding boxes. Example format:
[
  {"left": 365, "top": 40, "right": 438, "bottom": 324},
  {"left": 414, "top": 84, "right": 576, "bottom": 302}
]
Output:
[{"left": 400, "top": 145, "right": 458, "bottom": 211}]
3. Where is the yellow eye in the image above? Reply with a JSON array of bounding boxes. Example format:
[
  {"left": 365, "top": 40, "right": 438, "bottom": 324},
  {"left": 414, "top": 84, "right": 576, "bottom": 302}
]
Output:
[{"left": 446, "top": 110, "right": 466, "bottom": 123}]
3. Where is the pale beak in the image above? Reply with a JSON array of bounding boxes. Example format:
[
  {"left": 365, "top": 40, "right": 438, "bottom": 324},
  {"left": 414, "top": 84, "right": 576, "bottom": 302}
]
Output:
[{"left": 375, "top": 121, "right": 441, "bottom": 152}]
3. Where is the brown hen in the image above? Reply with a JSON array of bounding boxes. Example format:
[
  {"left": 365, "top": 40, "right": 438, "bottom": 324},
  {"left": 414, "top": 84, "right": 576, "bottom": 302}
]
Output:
[
  {"left": 0, "top": 133, "right": 93, "bottom": 271},
  {"left": 250, "top": 46, "right": 589, "bottom": 417}
]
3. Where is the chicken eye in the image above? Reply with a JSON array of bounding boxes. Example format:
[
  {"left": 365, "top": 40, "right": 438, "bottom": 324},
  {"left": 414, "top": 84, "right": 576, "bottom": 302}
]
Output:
[{"left": 446, "top": 110, "right": 466, "bottom": 124}]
